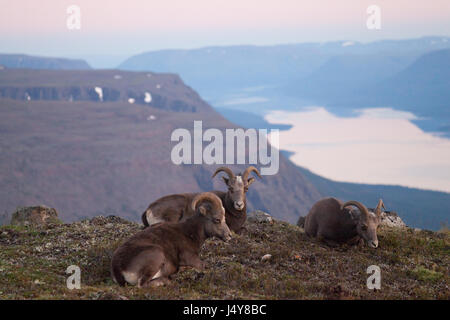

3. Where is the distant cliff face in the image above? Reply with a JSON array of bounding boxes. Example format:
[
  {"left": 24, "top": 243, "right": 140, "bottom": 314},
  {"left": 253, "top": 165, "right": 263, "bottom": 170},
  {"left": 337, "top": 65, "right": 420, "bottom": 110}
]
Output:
[
  {"left": 0, "top": 54, "right": 91, "bottom": 70},
  {"left": 0, "top": 69, "right": 321, "bottom": 224},
  {"left": 0, "top": 69, "right": 211, "bottom": 113}
]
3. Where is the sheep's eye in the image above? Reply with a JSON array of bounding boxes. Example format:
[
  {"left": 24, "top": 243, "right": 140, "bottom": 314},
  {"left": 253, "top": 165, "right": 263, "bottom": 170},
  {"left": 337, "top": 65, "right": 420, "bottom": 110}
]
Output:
[
  {"left": 361, "top": 225, "right": 368, "bottom": 231},
  {"left": 244, "top": 187, "right": 249, "bottom": 192},
  {"left": 213, "top": 218, "right": 221, "bottom": 224},
  {"left": 229, "top": 188, "right": 234, "bottom": 192}
]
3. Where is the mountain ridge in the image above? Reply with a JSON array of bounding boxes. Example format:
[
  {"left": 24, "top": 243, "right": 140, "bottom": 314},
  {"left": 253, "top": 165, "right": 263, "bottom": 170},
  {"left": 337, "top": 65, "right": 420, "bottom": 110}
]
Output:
[
  {"left": 0, "top": 69, "right": 321, "bottom": 225},
  {"left": 0, "top": 54, "right": 91, "bottom": 70}
]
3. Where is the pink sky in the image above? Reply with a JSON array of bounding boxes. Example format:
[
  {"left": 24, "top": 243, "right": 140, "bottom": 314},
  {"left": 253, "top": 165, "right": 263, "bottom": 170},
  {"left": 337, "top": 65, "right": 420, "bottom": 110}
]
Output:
[{"left": 0, "top": 1, "right": 449, "bottom": 55}]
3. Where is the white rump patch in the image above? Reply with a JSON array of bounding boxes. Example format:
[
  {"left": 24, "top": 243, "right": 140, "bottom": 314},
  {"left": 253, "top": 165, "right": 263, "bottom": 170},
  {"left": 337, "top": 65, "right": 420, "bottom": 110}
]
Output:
[
  {"left": 128, "top": 98, "right": 135, "bottom": 104},
  {"left": 147, "top": 115, "right": 156, "bottom": 121},
  {"left": 156, "top": 84, "right": 161, "bottom": 89},
  {"left": 122, "top": 271, "right": 138, "bottom": 285},
  {"left": 113, "top": 75, "right": 122, "bottom": 80}
]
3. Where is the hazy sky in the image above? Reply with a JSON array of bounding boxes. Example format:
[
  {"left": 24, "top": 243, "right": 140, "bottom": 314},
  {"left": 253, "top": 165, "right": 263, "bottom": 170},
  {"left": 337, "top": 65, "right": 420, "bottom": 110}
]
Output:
[{"left": 1, "top": 0, "right": 449, "bottom": 59}]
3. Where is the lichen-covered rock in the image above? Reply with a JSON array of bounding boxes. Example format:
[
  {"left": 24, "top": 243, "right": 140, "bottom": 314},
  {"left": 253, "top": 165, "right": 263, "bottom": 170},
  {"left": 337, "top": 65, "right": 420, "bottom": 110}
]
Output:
[
  {"left": 247, "top": 210, "right": 274, "bottom": 224},
  {"left": 10, "top": 205, "right": 60, "bottom": 226},
  {"left": 379, "top": 211, "right": 407, "bottom": 228}
]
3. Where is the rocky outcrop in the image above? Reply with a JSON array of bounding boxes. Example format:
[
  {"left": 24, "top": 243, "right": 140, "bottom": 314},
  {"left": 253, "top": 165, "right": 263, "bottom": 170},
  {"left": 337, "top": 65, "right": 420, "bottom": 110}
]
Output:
[
  {"left": 247, "top": 210, "right": 274, "bottom": 224},
  {"left": 379, "top": 211, "right": 407, "bottom": 228},
  {"left": 10, "top": 205, "right": 60, "bottom": 227}
]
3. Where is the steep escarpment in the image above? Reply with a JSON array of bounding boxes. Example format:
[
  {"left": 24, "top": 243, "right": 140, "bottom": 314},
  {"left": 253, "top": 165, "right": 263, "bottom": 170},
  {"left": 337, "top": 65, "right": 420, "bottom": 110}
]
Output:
[{"left": 0, "top": 69, "right": 210, "bottom": 113}]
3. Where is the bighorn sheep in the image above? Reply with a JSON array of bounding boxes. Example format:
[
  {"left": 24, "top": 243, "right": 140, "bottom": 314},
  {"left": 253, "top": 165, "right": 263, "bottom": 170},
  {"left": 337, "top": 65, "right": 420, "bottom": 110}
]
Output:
[
  {"left": 141, "top": 166, "right": 261, "bottom": 234},
  {"left": 111, "top": 192, "right": 232, "bottom": 287},
  {"left": 303, "top": 198, "right": 385, "bottom": 248}
]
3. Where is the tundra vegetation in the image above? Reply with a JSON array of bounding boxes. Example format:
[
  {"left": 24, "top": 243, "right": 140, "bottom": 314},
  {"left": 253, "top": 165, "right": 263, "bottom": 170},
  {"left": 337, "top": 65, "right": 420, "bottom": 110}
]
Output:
[
  {"left": 0, "top": 214, "right": 448, "bottom": 299},
  {"left": 142, "top": 166, "right": 261, "bottom": 234}
]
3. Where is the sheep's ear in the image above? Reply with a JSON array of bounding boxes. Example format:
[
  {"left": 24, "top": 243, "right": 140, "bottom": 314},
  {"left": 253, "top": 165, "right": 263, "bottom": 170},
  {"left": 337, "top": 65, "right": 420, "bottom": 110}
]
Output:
[
  {"left": 222, "top": 176, "right": 229, "bottom": 185},
  {"left": 247, "top": 177, "right": 255, "bottom": 187},
  {"left": 198, "top": 205, "right": 207, "bottom": 216}
]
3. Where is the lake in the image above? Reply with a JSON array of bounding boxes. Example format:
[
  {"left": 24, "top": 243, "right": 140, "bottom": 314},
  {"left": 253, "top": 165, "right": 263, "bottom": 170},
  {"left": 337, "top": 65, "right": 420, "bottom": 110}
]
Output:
[{"left": 265, "top": 107, "right": 450, "bottom": 193}]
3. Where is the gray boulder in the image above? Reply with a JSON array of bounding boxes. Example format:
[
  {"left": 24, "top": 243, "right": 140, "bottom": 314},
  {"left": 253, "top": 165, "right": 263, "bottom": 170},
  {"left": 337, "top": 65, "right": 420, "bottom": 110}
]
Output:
[
  {"left": 379, "top": 210, "right": 406, "bottom": 228},
  {"left": 247, "top": 210, "right": 274, "bottom": 224},
  {"left": 10, "top": 205, "right": 60, "bottom": 226}
]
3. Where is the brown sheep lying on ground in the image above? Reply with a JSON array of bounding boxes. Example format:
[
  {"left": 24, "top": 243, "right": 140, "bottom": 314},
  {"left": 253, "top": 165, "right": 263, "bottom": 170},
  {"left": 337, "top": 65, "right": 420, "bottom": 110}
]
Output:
[{"left": 111, "top": 192, "right": 232, "bottom": 287}]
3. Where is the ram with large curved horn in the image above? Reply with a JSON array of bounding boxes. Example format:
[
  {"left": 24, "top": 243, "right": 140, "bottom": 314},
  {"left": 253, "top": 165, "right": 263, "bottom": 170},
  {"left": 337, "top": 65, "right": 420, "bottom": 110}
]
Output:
[
  {"left": 242, "top": 166, "right": 262, "bottom": 186},
  {"left": 211, "top": 166, "right": 262, "bottom": 233},
  {"left": 141, "top": 166, "right": 262, "bottom": 234},
  {"left": 302, "top": 198, "right": 385, "bottom": 248},
  {"left": 212, "top": 167, "right": 236, "bottom": 184},
  {"left": 191, "top": 192, "right": 224, "bottom": 213},
  {"left": 112, "top": 192, "right": 231, "bottom": 288}
]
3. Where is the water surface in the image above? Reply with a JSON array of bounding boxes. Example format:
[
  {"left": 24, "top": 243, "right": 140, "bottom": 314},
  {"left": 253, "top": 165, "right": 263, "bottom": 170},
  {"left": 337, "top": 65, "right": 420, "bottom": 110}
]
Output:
[{"left": 266, "top": 107, "right": 450, "bottom": 193}]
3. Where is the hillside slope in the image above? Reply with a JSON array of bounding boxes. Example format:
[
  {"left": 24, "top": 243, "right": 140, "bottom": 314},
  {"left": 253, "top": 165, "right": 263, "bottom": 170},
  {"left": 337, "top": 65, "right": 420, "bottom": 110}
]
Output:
[
  {"left": 368, "top": 49, "right": 450, "bottom": 113},
  {"left": 0, "top": 54, "right": 91, "bottom": 70},
  {"left": 0, "top": 216, "right": 448, "bottom": 299},
  {"left": 0, "top": 69, "right": 320, "bottom": 225}
]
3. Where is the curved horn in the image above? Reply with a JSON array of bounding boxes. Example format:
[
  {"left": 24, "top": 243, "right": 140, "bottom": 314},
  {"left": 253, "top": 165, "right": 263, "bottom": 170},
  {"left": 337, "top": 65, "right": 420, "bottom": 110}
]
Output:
[
  {"left": 191, "top": 192, "right": 223, "bottom": 212},
  {"left": 374, "top": 199, "right": 385, "bottom": 216},
  {"left": 242, "top": 166, "right": 262, "bottom": 181},
  {"left": 212, "top": 167, "right": 235, "bottom": 180},
  {"left": 341, "top": 200, "right": 370, "bottom": 218}
]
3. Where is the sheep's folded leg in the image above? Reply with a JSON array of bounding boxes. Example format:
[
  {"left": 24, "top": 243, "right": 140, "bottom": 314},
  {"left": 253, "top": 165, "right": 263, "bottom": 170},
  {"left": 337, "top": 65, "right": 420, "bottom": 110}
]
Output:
[
  {"left": 180, "top": 251, "right": 206, "bottom": 271},
  {"left": 140, "top": 276, "right": 171, "bottom": 288}
]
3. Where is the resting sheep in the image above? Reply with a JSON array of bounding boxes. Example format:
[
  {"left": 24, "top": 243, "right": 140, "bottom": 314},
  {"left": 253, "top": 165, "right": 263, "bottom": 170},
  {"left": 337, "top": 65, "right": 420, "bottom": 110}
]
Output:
[
  {"left": 111, "top": 192, "right": 232, "bottom": 287},
  {"left": 302, "top": 198, "right": 385, "bottom": 248},
  {"left": 141, "top": 166, "right": 261, "bottom": 234}
]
